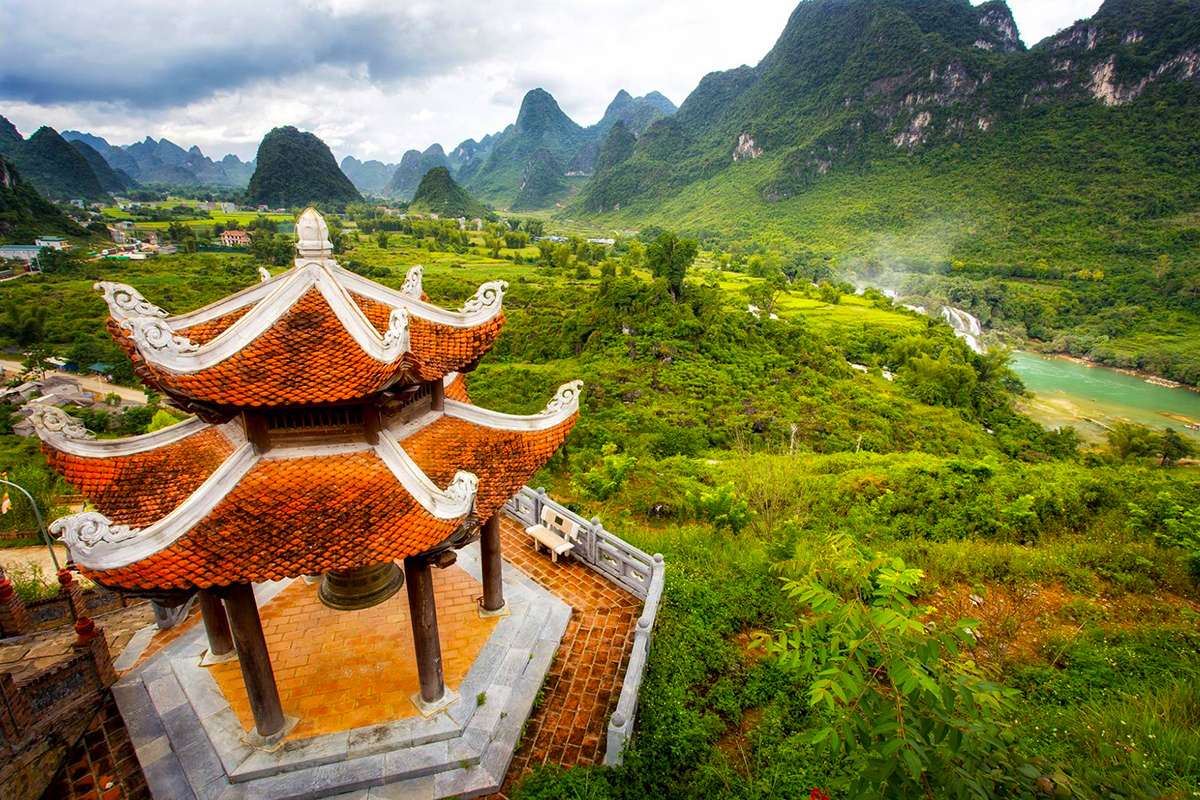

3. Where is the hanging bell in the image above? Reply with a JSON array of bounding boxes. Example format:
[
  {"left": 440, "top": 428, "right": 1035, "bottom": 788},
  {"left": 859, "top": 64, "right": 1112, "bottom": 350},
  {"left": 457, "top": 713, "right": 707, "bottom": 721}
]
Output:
[{"left": 318, "top": 561, "right": 404, "bottom": 610}]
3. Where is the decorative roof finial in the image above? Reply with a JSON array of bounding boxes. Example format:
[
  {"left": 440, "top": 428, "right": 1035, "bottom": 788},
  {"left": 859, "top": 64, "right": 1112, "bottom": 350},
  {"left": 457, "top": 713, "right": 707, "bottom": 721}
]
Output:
[
  {"left": 28, "top": 405, "right": 94, "bottom": 441},
  {"left": 295, "top": 207, "right": 333, "bottom": 260},
  {"left": 401, "top": 265, "right": 424, "bottom": 298},
  {"left": 542, "top": 380, "right": 584, "bottom": 416},
  {"left": 50, "top": 512, "right": 137, "bottom": 556},
  {"left": 94, "top": 282, "right": 168, "bottom": 322}
]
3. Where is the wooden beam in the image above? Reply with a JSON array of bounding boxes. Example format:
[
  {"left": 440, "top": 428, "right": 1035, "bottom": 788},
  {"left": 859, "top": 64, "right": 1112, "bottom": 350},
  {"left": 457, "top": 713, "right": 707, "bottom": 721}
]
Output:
[
  {"left": 198, "top": 590, "right": 234, "bottom": 657},
  {"left": 480, "top": 514, "right": 504, "bottom": 612},
  {"left": 429, "top": 379, "right": 444, "bottom": 412},
  {"left": 223, "top": 583, "right": 284, "bottom": 738},
  {"left": 404, "top": 556, "right": 444, "bottom": 703}
]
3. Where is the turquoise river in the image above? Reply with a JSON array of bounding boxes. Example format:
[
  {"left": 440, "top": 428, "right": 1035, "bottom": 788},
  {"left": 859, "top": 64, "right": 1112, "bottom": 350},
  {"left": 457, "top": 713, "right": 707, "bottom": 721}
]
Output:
[{"left": 1009, "top": 351, "right": 1200, "bottom": 443}]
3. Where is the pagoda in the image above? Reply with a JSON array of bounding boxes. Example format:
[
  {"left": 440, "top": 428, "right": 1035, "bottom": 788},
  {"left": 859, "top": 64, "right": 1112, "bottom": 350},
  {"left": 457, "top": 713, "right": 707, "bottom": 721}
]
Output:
[{"left": 30, "top": 208, "right": 580, "bottom": 742}]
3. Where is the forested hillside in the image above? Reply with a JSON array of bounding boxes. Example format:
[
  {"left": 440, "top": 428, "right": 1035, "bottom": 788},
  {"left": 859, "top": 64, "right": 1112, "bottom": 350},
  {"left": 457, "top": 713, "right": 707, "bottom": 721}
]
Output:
[
  {"left": 572, "top": 0, "right": 1200, "bottom": 383},
  {"left": 246, "top": 126, "right": 361, "bottom": 207}
]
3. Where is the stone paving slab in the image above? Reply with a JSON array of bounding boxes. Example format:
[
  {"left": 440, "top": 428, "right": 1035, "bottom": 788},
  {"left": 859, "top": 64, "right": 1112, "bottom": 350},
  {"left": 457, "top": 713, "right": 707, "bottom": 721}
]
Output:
[{"left": 113, "top": 546, "right": 571, "bottom": 799}]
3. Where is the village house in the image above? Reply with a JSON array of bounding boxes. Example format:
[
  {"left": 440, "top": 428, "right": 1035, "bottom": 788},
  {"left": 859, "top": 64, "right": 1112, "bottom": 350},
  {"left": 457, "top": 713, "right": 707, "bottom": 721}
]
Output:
[
  {"left": 0, "top": 244, "right": 43, "bottom": 266},
  {"left": 219, "top": 229, "right": 252, "bottom": 247},
  {"left": 35, "top": 236, "right": 68, "bottom": 251}
]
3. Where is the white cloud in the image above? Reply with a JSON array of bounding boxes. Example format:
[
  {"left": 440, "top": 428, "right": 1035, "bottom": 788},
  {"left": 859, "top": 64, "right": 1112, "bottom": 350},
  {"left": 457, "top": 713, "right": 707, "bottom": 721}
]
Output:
[{"left": 1, "top": 1, "right": 1104, "bottom": 163}]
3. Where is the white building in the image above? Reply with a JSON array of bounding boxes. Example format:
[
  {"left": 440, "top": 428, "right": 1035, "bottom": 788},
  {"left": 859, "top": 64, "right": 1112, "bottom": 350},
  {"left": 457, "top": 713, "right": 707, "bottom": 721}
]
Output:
[{"left": 35, "top": 236, "right": 68, "bottom": 251}]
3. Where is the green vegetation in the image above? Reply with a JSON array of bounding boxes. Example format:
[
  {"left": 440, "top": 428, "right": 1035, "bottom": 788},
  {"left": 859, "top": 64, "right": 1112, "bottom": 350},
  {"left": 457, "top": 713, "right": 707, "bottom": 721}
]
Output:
[
  {"left": 572, "top": 0, "right": 1200, "bottom": 384},
  {"left": 463, "top": 88, "right": 587, "bottom": 208},
  {"left": 0, "top": 213, "right": 1196, "bottom": 795},
  {"left": 409, "top": 167, "right": 491, "bottom": 219},
  {"left": 0, "top": 157, "right": 86, "bottom": 240},
  {"left": 0, "top": 119, "right": 107, "bottom": 201},
  {"left": 245, "top": 126, "right": 361, "bottom": 208}
]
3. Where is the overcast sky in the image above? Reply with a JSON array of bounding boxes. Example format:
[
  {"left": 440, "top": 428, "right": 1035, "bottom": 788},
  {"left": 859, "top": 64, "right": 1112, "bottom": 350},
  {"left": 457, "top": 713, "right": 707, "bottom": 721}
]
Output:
[{"left": 0, "top": 1, "right": 1103, "bottom": 163}]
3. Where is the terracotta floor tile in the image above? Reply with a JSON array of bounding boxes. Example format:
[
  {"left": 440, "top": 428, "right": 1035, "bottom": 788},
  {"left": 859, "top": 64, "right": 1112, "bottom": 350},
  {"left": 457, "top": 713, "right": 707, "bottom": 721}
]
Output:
[{"left": 207, "top": 564, "right": 497, "bottom": 740}]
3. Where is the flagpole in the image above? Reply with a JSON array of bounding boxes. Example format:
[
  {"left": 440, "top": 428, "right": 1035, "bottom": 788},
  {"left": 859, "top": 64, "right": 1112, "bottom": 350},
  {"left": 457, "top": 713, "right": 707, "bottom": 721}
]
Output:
[{"left": 0, "top": 478, "right": 61, "bottom": 572}]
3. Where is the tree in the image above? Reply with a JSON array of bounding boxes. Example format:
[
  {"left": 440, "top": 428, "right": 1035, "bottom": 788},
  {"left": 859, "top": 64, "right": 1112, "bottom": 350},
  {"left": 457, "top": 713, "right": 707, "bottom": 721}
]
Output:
[
  {"left": 817, "top": 281, "right": 842, "bottom": 305},
  {"left": 375, "top": 231, "right": 389, "bottom": 249},
  {"left": 746, "top": 271, "right": 788, "bottom": 316},
  {"left": 622, "top": 240, "right": 644, "bottom": 272},
  {"left": 645, "top": 232, "right": 698, "bottom": 301},
  {"left": 484, "top": 235, "right": 503, "bottom": 259},
  {"left": 166, "top": 221, "right": 197, "bottom": 252},
  {"left": 1158, "top": 427, "right": 1194, "bottom": 466},
  {"left": 1106, "top": 421, "right": 1159, "bottom": 461},
  {"left": 21, "top": 346, "right": 51, "bottom": 379},
  {"left": 4, "top": 302, "right": 46, "bottom": 346}
]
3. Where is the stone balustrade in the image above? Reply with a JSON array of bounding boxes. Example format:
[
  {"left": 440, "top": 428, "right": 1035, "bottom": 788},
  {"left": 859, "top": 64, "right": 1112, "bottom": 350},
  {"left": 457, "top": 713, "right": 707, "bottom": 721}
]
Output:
[{"left": 503, "top": 486, "right": 665, "bottom": 765}]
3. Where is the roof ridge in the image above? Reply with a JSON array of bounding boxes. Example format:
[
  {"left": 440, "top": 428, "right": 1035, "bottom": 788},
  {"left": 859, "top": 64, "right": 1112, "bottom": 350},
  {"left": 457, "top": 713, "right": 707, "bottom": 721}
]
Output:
[
  {"left": 374, "top": 433, "right": 478, "bottom": 520},
  {"left": 441, "top": 380, "right": 583, "bottom": 432},
  {"left": 50, "top": 442, "right": 260, "bottom": 571},
  {"left": 28, "top": 405, "right": 212, "bottom": 458}
]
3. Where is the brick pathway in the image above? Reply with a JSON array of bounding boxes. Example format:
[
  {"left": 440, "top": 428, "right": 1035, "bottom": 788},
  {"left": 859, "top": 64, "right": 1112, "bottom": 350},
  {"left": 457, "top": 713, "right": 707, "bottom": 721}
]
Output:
[
  {"left": 490, "top": 515, "right": 640, "bottom": 797},
  {"left": 208, "top": 565, "right": 498, "bottom": 740},
  {"left": 43, "top": 691, "right": 151, "bottom": 800}
]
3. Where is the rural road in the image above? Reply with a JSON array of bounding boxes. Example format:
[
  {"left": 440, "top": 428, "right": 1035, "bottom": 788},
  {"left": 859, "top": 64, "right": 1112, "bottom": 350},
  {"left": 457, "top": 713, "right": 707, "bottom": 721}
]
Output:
[{"left": 0, "top": 359, "right": 147, "bottom": 403}]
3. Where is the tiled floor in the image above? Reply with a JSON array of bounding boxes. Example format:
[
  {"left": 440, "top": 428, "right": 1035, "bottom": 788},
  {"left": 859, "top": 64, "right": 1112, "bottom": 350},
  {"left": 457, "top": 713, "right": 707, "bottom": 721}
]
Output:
[
  {"left": 491, "top": 515, "right": 641, "bottom": 797},
  {"left": 207, "top": 564, "right": 498, "bottom": 740}
]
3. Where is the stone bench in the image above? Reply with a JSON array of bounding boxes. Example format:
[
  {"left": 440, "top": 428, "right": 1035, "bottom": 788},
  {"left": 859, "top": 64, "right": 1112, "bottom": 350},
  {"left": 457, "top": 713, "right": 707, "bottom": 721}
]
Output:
[{"left": 525, "top": 506, "right": 578, "bottom": 562}]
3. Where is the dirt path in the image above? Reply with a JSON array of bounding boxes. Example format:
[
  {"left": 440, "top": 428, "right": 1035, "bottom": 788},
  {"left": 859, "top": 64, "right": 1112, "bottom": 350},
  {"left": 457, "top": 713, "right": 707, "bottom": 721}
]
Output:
[
  {"left": 0, "top": 359, "right": 147, "bottom": 403},
  {"left": 0, "top": 543, "right": 72, "bottom": 578}
]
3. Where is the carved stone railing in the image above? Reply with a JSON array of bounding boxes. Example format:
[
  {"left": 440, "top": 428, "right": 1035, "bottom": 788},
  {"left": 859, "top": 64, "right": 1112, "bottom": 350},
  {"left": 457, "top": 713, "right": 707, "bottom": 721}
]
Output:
[
  {"left": 503, "top": 486, "right": 664, "bottom": 765},
  {"left": 505, "top": 486, "right": 656, "bottom": 598}
]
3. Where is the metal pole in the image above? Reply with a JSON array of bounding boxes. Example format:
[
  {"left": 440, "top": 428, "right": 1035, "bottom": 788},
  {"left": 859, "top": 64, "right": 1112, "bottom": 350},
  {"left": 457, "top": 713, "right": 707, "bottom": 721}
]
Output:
[{"left": 0, "top": 478, "right": 60, "bottom": 571}]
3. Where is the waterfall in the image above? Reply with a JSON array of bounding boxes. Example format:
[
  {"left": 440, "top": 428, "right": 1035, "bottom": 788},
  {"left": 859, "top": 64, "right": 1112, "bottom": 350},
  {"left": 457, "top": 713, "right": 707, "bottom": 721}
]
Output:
[{"left": 941, "top": 306, "right": 985, "bottom": 354}]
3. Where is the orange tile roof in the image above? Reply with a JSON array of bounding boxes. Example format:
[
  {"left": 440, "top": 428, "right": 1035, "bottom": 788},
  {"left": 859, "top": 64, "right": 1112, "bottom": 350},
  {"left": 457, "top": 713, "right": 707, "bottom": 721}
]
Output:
[
  {"left": 401, "top": 414, "right": 577, "bottom": 523},
  {"left": 110, "top": 287, "right": 504, "bottom": 409},
  {"left": 444, "top": 373, "right": 470, "bottom": 403},
  {"left": 42, "top": 427, "right": 234, "bottom": 527},
  {"left": 88, "top": 451, "right": 464, "bottom": 590},
  {"left": 177, "top": 306, "right": 251, "bottom": 344},
  {"left": 65, "top": 405, "right": 576, "bottom": 592}
]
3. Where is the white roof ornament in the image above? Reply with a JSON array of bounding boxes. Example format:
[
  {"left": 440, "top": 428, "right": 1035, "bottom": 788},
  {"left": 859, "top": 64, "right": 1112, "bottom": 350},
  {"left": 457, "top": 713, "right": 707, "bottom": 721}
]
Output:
[
  {"left": 381, "top": 307, "right": 410, "bottom": 356},
  {"left": 401, "top": 265, "right": 424, "bottom": 298},
  {"left": 444, "top": 471, "right": 479, "bottom": 514},
  {"left": 51, "top": 511, "right": 138, "bottom": 557},
  {"left": 258, "top": 266, "right": 272, "bottom": 282},
  {"left": 94, "top": 281, "right": 169, "bottom": 322},
  {"left": 438, "top": 380, "right": 583, "bottom": 432},
  {"left": 295, "top": 207, "right": 333, "bottom": 261},
  {"left": 28, "top": 405, "right": 93, "bottom": 441},
  {"left": 542, "top": 380, "right": 584, "bottom": 416},
  {"left": 461, "top": 280, "right": 508, "bottom": 314},
  {"left": 373, "top": 435, "right": 478, "bottom": 519},
  {"left": 120, "top": 317, "right": 200, "bottom": 356}
]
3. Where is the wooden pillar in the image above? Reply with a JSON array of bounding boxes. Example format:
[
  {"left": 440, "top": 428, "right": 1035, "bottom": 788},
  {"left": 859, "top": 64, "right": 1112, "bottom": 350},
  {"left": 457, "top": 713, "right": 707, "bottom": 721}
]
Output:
[
  {"left": 404, "top": 556, "right": 444, "bottom": 704},
  {"left": 223, "top": 583, "right": 284, "bottom": 738},
  {"left": 198, "top": 590, "right": 235, "bottom": 657},
  {"left": 430, "top": 379, "right": 445, "bottom": 412},
  {"left": 480, "top": 514, "right": 505, "bottom": 613}
]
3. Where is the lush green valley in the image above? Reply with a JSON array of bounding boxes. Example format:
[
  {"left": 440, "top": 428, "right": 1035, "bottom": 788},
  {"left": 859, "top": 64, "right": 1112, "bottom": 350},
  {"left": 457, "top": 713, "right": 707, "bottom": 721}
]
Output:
[
  {"left": 0, "top": 216, "right": 1196, "bottom": 797},
  {"left": 565, "top": 0, "right": 1200, "bottom": 385}
]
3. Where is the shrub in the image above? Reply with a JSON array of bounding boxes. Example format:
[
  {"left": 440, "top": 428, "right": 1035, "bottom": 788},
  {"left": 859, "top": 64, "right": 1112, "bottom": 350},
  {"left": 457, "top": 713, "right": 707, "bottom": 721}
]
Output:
[
  {"left": 765, "top": 534, "right": 1035, "bottom": 798},
  {"left": 689, "top": 483, "right": 751, "bottom": 534},
  {"left": 574, "top": 443, "right": 636, "bottom": 501}
]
